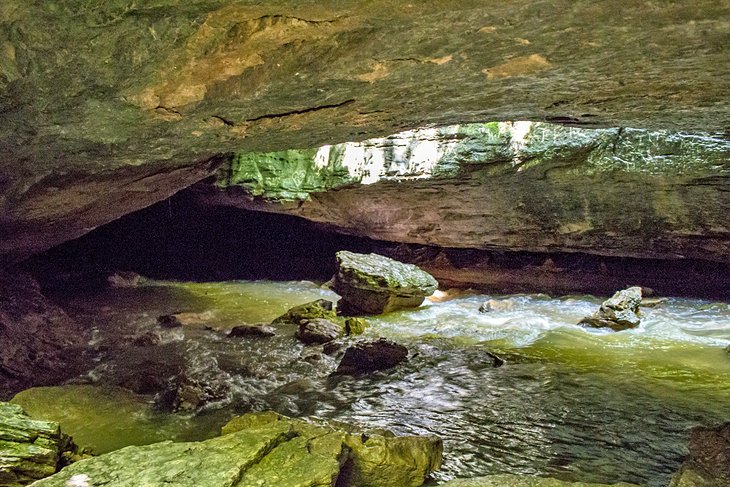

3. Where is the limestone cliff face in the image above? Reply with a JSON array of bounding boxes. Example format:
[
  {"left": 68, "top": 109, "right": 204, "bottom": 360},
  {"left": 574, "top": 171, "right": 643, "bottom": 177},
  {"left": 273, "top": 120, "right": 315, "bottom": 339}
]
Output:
[
  {"left": 207, "top": 122, "right": 730, "bottom": 262},
  {"left": 0, "top": 1, "right": 729, "bottom": 261}
]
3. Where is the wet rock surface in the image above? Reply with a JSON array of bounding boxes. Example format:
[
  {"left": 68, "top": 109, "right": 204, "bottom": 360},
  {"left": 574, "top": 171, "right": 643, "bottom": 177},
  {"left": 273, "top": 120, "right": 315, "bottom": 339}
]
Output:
[
  {"left": 333, "top": 251, "right": 438, "bottom": 315},
  {"left": 0, "top": 271, "right": 87, "bottom": 399},
  {"left": 222, "top": 412, "right": 442, "bottom": 487},
  {"left": 33, "top": 411, "right": 441, "bottom": 487},
  {"left": 296, "top": 318, "right": 344, "bottom": 344},
  {"left": 336, "top": 338, "right": 409, "bottom": 374},
  {"left": 579, "top": 287, "right": 643, "bottom": 331},
  {"left": 0, "top": 402, "right": 79, "bottom": 487},
  {"left": 670, "top": 422, "right": 730, "bottom": 487},
  {"left": 227, "top": 324, "right": 276, "bottom": 338}
]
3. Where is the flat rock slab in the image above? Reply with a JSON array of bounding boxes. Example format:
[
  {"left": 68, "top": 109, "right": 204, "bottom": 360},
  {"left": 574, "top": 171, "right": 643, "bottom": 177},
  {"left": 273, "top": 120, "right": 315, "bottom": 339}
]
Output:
[
  {"left": 32, "top": 422, "right": 298, "bottom": 487},
  {"left": 334, "top": 251, "right": 438, "bottom": 315},
  {"left": 440, "top": 474, "right": 640, "bottom": 487},
  {"left": 223, "top": 412, "right": 442, "bottom": 487}
]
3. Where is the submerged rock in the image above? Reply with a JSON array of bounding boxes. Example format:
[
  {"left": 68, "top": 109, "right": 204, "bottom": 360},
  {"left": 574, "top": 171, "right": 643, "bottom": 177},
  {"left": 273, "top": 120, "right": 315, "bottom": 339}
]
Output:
[
  {"left": 336, "top": 338, "right": 409, "bottom": 374},
  {"left": 478, "top": 298, "right": 517, "bottom": 313},
  {"left": 333, "top": 251, "right": 439, "bottom": 315},
  {"left": 157, "top": 311, "right": 215, "bottom": 328},
  {"left": 223, "top": 412, "right": 442, "bottom": 487},
  {"left": 440, "top": 475, "right": 640, "bottom": 486},
  {"left": 0, "top": 402, "right": 79, "bottom": 486},
  {"left": 579, "top": 287, "right": 643, "bottom": 331},
  {"left": 296, "top": 318, "right": 344, "bottom": 344},
  {"left": 670, "top": 422, "right": 730, "bottom": 487}
]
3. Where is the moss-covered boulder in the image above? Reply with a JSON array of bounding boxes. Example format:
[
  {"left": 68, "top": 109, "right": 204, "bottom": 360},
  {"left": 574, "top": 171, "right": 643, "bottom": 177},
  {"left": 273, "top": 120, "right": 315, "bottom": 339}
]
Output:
[
  {"left": 272, "top": 299, "right": 368, "bottom": 344},
  {"left": 271, "top": 299, "right": 338, "bottom": 325},
  {"left": 578, "top": 287, "right": 643, "bottom": 331},
  {"left": 0, "top": 402, "right": 77, "bottom": 486},
  {"left": 439, "top": 475, "right": 640, "bottom": 486},
  {"left": 333, "top": 251, "right": 438, "bottom": 315},
  {"left": 223, "top": 412, "right": 442, "bottom": 487}
]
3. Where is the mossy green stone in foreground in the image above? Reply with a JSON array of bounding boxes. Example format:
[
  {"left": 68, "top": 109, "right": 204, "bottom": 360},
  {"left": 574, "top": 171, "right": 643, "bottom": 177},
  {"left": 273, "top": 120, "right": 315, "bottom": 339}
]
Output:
[
  {"left": 32, "top": 423, "right": 294, "bottom": 487},
  {"left": 0, "top": 403, "right": 68, "bottom": 487},
  {"left": 439, "top": 475, "right": 640, "bottom": 486}
]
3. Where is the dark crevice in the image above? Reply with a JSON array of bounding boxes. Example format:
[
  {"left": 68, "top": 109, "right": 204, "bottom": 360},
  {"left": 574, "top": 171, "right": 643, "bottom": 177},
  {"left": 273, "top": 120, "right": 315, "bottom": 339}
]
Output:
[
  {"left": 211, "top": 115, "right": 235, "bottom": 127},
  {"left": 244, "top": 99, "right": 356, "bottom": 123}
]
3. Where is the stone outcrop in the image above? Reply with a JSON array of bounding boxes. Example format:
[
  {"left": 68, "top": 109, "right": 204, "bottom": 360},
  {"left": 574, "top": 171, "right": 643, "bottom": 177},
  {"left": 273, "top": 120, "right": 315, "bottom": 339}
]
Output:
[
  {"left": 333, "top": 251, "right": 438, "bottom": 315},
  {"left": 1, "top": 1, "right": 729, "bottom": 262},
  {"left": 33, "top": 411, "right": 441, "bottom": 487},
  {"left": 207, "top": 122, "right": 730, "bottom": 264},
  {"left": 0, "top": 271, "right": 87, "bottom": 399},
  {"left": 0, "top": 402, "right": 79, "bottom": 487},
  {"left": 271, "top": 300, "right": 367, "bottom": 344},
  {"left": 579, "top": 287, "right": 643, "bottom": 331},
  {"left": 439, "top": 475, "right": 640, "bottom": 487},
  {"left": 670, "top": 423, "right": 730, "bottom": 487}
]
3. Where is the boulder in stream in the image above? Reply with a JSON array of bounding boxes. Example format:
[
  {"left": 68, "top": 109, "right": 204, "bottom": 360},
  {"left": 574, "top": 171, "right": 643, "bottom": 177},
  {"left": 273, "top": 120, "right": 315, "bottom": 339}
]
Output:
[
  {"left": 439, "top": 474, "right": 640, "bottom": 486},
  {"left": 227, "top": 324, "right": 276, "bottom": 338},
  {"left": 578, "top": 286, "right": 642, "bottom": 331},
  {"left": 670, "top": 422, "right": 730, "bottom": 487},
  {"left": 0, "top": 402, "right": 80, "bottom": 487},
  {"left": 336, "top": 338, "right": 409, "bottom": 374},
  {"left": 296, "top": 318, "right": 344, "bottom": 344},
  {"left": 157, "top": 311, "right": 215, "bottom": 328},
  {"left": 333, "top": 251, "right": 438, "bottom": 315},
  {"left": 478, "top": 298, "right": 517, "bottom": 313}
]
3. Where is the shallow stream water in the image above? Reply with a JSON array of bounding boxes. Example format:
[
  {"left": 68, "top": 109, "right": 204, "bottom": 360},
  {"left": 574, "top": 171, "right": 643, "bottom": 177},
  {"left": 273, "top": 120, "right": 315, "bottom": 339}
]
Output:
[{"left": 12, "top": 280, "right": 730, "bottom": 486}]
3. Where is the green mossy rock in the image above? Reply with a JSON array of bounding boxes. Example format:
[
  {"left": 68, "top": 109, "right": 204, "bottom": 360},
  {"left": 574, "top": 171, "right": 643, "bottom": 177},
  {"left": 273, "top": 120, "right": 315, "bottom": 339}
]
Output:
[
  {"left": 333, "top": 251, "right": 439, "bottom": 315},
  {"left": 271, "top": 299, "right": 338, "bottom": 325},
  {"left": 439, "top": 475, "right": 640, "bottom": 487},
  {"left": 32, "top": 422, "right": 306, "bottom": 487},
  {"left": 223, "top": 412, "right": 442, "bottom": 487},
  {"left": 0, "top": 402, "right": 75, "bottom": 486}
]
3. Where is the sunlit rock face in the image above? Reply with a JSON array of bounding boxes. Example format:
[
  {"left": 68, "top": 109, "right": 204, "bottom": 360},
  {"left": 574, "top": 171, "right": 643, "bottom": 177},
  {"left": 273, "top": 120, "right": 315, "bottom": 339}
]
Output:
[
  {"left": 206, "top": 122, "right": 730, "bottom": 262},
  {"left": 0, "top": 1, "right": 729, "bottom": 262}
]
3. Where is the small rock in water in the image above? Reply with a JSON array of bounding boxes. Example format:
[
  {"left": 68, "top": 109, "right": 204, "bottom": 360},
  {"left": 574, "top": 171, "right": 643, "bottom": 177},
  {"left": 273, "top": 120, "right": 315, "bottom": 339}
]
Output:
[
  {"left": 156, "top": 311, "right": 214, "bottom": 328},
  {"left": 106, "top": 271, "right": 143, "bottom": 288},
  {"left": 129, "top": 331, "right": 163, "bottom": 347},
  {"left": 641, "top": 297, "right": 668, "bottom": 308},
  {"left": 336, "top": 338, "right": 408, "bottom": 374},
  {"left": 332, "top": 251, "right": 439, "bottom": 315},
  {"left": 271, "top": 299, "right": 337, "bottom": 324},
  {"left": 579, "top": 286, "right": 642, "bottom": 331},
  {"left": 478, "top": 298, "right": 517, "bottom": 313},
  {"left": 296, "top": 318, "right": 344, "bottom": 344},
  {"left": 228, "top": 324, "right": 276, "bottom": 338}
]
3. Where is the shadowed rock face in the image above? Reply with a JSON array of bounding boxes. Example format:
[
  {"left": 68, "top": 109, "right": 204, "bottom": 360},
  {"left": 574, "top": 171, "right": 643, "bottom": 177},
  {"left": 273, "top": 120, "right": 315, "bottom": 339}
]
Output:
[
  {"left": 206, "top": 123, "right": 730, "bottom": 262},
  {"left": 0, "top": 1, "right": 729, "bottom": 261}
]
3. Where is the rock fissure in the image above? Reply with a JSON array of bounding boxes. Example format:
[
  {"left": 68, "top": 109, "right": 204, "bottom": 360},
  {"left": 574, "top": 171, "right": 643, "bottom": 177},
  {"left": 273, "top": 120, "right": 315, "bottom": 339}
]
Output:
[{"left": 244, "top": 99, "right": 356, "bottom": 123}]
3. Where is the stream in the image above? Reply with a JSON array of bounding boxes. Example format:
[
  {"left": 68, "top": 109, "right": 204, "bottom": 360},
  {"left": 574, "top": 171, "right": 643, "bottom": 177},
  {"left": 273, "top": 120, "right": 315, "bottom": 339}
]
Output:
[{"left": 12, "top": 280, "right": 730, "bottom": 486}]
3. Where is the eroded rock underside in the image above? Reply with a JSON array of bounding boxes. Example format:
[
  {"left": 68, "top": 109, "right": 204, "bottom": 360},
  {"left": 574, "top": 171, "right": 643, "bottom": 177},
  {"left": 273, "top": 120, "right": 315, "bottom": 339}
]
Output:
[
  {"left": 1, "top": 1, "right": 729, "bottom": 262},
  {"left": 205, "top": 122, "right": 730, "bottom": 263}
]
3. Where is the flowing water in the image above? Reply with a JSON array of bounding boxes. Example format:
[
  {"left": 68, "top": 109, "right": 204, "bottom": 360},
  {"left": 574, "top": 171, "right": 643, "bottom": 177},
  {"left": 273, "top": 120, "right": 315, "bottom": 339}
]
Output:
[{"left": 12, "top": 280, "right": 730, "bottom": 486}]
